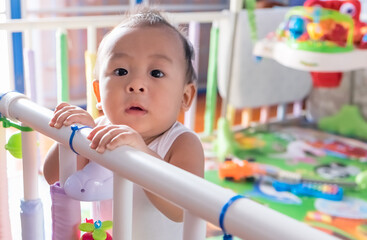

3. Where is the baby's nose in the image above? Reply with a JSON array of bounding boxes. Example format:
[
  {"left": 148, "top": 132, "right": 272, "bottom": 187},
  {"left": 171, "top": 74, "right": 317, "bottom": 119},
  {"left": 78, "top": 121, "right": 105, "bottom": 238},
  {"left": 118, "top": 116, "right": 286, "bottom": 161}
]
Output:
[
  {"left": 128, "top": 86, "right": 145, "bottom": 93},
  {"left": 127, "top": 78, "right": 146, "bottom": 93}
]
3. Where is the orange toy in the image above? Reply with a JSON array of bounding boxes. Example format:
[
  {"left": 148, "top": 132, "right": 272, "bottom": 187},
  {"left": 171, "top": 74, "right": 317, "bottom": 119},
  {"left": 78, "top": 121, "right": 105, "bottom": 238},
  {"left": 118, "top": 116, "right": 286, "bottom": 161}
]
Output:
[{"left": 218, "top": 158, "right": 266, "bottom": 181}]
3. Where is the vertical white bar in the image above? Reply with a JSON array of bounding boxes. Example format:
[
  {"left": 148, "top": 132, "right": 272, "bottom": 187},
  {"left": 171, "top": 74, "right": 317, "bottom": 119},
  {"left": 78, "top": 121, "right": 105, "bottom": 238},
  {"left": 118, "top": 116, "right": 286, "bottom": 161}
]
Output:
[
  {"left": 230, "top": 0, "right": 243, "bottom": 12},
  {"left": 21, "top": 130, "right": 39, "bottom": 200},
  {"left": 241, "top": 108, "right": 252, "bottom": 128},
  {"left": 293, "top": 101, "right": 303, "bottom": 117},
  {"left": 113, "top": 174, "right": 133, "bottom": 240},
  {"left": 86, "top": 26, "right": 98, "bottom": 118},
  {"left": 129, "top": 0, "right": 135, "bottom": 9},
  {"left": 259, "top": 106, "right": 270, "bottom": 124},
  {"left": 182, "top": 211, "right": 206, "bottom": 240},
  {"left": 87, "top": 26, "right": 97, "bottom": 53},
  {"left": 0, "top": 126, "right": 12, "bottom": 239},
  {"left": 277, "top": 104, "right": 287, "bottom": 121},
  {"left": 24, "top": 29, "right": 38, "bottom": 102},
  {"left": 58, "top": 143, "right": 77, "bottom": 187},
  {"left": 184, "top": 21, "right": 200, "bottom": 130}
]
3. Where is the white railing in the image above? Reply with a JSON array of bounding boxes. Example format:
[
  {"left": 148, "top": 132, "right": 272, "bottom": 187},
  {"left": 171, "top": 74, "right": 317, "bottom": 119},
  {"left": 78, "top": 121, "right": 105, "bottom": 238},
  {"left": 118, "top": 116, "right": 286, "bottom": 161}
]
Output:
[
  {"left": 0, "top": 92, "right": 339, "bottom": 240},
  {"left": 0, "top": 11, "right": 227, "bottom": 31}
]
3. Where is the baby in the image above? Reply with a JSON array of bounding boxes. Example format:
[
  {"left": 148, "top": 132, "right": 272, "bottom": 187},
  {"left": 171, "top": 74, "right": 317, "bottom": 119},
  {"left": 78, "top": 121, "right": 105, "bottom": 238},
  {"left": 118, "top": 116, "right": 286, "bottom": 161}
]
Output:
[{"left": 43, "top": 7, "right": 205, "bottom": 240}]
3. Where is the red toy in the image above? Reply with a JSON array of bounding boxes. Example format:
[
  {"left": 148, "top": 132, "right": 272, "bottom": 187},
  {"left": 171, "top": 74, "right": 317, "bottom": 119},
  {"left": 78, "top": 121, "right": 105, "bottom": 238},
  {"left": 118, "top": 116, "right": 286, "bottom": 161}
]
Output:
[
  {"left": 304, "top": 0, "right": 367, "bottom": 48},
  {"left": 307, "top": 140, "right": 367, "bottom": 160},
  {"left": 303, "top": 0, "right": 367, "bottom": 88}
]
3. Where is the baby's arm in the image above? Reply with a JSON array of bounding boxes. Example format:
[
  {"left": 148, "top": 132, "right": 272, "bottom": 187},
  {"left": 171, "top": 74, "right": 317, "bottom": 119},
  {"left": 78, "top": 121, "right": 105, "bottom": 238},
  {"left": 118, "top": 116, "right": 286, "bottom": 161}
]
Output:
[
  {"left": 144, "top": 132, "right": 205, "bottom": 222},
  {"left": 43, "top": 143, "right": 89, "bottom": 185}
]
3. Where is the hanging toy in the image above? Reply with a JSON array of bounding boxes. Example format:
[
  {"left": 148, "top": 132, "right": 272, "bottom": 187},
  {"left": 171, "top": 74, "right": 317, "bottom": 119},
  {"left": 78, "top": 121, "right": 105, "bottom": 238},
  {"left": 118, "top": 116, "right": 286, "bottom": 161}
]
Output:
[
  {"left": 1, "top": 115, "right": 32, "bottom": 159},
  {"left": 5, "top": 131, "right": 22, "bottom": 159},
  {"left": 79, "top": 219, "right": 113, "bottom": 240}
]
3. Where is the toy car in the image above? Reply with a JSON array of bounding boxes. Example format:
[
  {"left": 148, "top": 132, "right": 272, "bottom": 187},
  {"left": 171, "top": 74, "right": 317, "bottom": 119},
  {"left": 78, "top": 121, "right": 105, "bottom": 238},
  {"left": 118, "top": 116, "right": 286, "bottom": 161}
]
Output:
[{"left": 218, "top": 158, "right": 265, "bottom": 181}]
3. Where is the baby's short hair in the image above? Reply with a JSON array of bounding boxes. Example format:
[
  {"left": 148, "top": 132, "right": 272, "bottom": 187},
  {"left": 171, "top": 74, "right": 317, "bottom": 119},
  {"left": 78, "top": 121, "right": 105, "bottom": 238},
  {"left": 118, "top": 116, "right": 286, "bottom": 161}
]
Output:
[{"left": 97, "top": 7, "right": 197, "bottom": 84}]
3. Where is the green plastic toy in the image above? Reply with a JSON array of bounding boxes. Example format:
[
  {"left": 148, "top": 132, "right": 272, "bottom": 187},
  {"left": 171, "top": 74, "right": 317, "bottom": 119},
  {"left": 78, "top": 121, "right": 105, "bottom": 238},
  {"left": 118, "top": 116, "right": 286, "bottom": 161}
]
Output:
[
  {"left": 318, "top": 105, "right": 367, "bottom": 140},
  {"left": 5, "top": 131, "right": 22, "bottom": 159},
  {"left": 214, "top": 118, "right": 241, "bottom": 161},
  {"left": 1, "top": 115, "right": 32, "bottom": 159},
  {"left": 356, "top": 170, "right": 367, "bottom": 191},
  {"left": 79, "top": 219, "right": 113, "bottom": 240}
]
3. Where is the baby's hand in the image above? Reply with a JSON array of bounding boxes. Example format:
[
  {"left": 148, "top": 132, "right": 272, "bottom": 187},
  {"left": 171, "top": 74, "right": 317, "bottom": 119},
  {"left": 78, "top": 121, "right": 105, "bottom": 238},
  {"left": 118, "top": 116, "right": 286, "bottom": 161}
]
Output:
[
  {"left": 49, "top": 102, "right": 96, "bottom": 129},
  {"left": 87, "top": 125, "right": 148, "bottom": 153}
]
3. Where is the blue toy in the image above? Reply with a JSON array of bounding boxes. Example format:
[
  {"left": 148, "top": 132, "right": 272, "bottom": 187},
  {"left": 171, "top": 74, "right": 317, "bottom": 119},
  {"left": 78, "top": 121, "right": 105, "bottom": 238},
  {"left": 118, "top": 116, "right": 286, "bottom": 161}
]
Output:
[{"left": 273, "top": 181, "right": 343, "bottom": 201}]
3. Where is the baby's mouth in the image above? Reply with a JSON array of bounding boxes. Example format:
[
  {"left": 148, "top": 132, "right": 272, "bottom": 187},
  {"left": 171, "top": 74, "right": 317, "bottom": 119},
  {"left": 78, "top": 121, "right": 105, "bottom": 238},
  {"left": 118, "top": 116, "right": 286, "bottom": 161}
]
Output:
[
  {"left": 130, "top": 106, "right": 143, "bottom": 111},
  {"left": 126, "top": 105, "right": 147, "bottom": 115}
]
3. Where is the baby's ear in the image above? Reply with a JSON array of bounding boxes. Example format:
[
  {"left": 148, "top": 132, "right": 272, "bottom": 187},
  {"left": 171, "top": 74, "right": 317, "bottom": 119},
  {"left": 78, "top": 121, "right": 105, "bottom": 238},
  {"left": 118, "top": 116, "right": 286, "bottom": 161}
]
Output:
[
  {"left": 181, "top": 83, "right": 196, "bottom": 111},
  {"left": 93, "top": 80, "right": 102, "bottom": 110},
  {"left": 93, "top": 80, "right": 101, "bottom": 102}
]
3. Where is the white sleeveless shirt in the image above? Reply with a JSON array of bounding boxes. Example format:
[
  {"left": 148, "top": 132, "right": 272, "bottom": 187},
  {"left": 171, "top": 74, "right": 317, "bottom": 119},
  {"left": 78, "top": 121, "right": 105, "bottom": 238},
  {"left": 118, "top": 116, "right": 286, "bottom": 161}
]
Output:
[
  {"left": 132, "top": 121, "right": 195, "bottom": 240},
  {"left": 96, "top": 119, "right": 195, "bottom": 239}
]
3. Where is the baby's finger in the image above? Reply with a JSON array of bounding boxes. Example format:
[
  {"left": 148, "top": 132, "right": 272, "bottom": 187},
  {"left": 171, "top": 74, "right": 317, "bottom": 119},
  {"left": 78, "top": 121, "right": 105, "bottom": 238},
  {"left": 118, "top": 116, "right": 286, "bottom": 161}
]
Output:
[
  {"left": 63, "top": 113, "right": 93, "bottom": 126},
  {"left": 106, "top": 132, "right": 131, "bottom": 151},
  {"left": 87, "top": 125, "right": 107, "bottom": 141},
  {"left": 96, "top": 128, "right": 128, "bottom": 153},
  {"left": 52, "top": 107, "right": 85, "bottom": 128},
  {"left": 89, "top": 126, "right": 119, "bottom": 151},
  {"left": 54, "top": 102, "right": 70, "bottom": 112},
  {"left": 97, "top": 128, "right": 131, "bottom": 153},
  {"left": 49, "top": 105, "right": 76, "bottom": 127}
]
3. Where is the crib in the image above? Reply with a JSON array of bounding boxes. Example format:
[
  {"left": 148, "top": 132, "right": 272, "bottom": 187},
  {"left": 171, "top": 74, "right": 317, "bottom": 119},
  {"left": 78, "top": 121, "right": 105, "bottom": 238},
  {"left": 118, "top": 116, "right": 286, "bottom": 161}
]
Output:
[{"left": 0, "top": 0, "right": 344, "bottom": 239}]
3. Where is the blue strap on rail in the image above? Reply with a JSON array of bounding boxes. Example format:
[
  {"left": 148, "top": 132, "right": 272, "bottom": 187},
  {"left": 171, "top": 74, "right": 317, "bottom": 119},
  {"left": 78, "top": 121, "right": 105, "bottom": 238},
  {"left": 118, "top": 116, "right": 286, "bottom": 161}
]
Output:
[
  {"left": 69, "top": 125, "right": 91, "bottom": 155},
  {"left": 219, "top": 195, "right": 245, "bottom": 240}
]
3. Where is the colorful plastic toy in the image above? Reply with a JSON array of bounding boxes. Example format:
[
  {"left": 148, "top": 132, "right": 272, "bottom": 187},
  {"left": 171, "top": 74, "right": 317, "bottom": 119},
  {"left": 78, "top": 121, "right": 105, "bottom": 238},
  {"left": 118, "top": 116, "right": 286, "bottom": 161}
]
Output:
[
  {"left": 5, "top": 131, "right": 22, "bottom": 159},
  {"left": 317, "top": 105, "right": 367, "bottom": 141},
  {"left": 307, "top": 139, "right": 367, "bottom": 161},
  {"left": 273, "top": 181, "right": 343, "bottom": 201},
  {"left": 277, "top": 6, "right": 355, "bottom": 53},
  {"left": 218, "top": 158, "right": 266, "bottom": 181},
  {"left": 79, "top": 219, "right": 113, "bottom": 240},
  {"left": 272, "top": 0, "right": 367, "bottom": 88},
  {"left": 219, "top": 158, "right": 357, "bottom": 188},
  {"left": 304, "top": 0, "right": 367, "bottom": 48}
]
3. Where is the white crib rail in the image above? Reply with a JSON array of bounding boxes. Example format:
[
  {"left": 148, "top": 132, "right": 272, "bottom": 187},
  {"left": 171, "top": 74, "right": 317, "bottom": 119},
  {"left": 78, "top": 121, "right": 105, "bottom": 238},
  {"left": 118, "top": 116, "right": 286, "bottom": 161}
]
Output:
[
  {"left": 0, "top": 92, "right": 339, "bottom": 240},
  {"left": 0, "top": 11, "right": 227, "bottom": 31}
]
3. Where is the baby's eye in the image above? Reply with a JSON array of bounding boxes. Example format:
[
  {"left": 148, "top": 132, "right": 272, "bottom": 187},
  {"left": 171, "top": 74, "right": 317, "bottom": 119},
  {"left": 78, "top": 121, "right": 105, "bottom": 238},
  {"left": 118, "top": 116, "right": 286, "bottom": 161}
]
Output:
[
  {"left": 114, "top": 68, "right": 128, "bottom": 76},
  {"left": 150, "top": 70, "right": 164, "bottom": 78}
]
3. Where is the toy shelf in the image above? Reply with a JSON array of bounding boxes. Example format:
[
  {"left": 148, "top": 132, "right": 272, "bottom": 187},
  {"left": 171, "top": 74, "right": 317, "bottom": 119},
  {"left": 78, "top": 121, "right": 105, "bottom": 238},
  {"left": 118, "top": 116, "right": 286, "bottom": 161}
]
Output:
[{"left": 253, "top": 38, "right": 367, "bottom": 72}]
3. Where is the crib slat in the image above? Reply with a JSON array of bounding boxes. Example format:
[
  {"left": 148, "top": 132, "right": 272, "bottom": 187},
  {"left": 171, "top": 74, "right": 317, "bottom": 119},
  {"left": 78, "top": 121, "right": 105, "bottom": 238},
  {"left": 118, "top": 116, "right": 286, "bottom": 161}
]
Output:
[
  {"left": 277, "top": 103, "right": 287, "bottom": 121},
  {"left": 56, "top": 29, "right": 69, "bottom": 103},
  {"left": 21, "top": 130, "right": 39, "bottom": 200},
  {"left": 293, "top": 101, "right": 303, "bottom": 117},
  {"left": 241, "top": 108, "right": 252, "bottom": 128},
  {"left": 113, "top": 175, "right": 133, "bottom": 240},
  {"left": 260, "top": 106, "right": 270, "bottom": 123},
  {"left": 184, "top": 22, "right": 200, "bottom": 130},
  {"left": 0, "top": 126, "right": 12, "bottom": 240},
  {"left": 183, "top": 211, "right": 206, "bottom": 240}
]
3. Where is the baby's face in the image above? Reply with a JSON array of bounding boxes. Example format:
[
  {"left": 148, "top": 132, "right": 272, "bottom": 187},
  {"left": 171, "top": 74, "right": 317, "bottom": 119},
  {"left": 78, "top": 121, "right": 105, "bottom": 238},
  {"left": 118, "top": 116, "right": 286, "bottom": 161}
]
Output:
[{"left": 97, "top": 25, "right": 192, "bottom": 140}]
